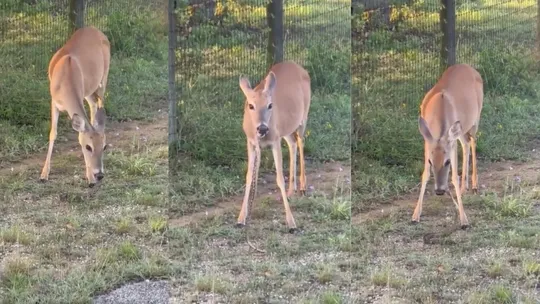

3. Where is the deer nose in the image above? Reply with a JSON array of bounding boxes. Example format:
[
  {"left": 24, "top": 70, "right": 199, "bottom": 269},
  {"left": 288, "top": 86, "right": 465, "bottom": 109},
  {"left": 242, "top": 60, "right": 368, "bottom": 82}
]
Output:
[
  {"left": 95, "top": 172, "right": 104, "bottom": 181},
  {"left": 257, "top": 124, "right": 268, "bottom": 135},
  {"left": 435, "top": 189, "right": 445, "bottom": 196}
]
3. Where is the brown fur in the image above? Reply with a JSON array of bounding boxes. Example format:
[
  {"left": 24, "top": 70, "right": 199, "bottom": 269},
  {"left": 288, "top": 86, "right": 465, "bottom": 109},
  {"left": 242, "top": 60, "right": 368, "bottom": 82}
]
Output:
[
  {"left": 40, "top": 27, "right": 111, "bottom": 187},
  {"left": 413, "top": 64, "right": 484, "bottom": 228},
  {"left": 237, "top": 61, "right": 311, "bottom": 230}
]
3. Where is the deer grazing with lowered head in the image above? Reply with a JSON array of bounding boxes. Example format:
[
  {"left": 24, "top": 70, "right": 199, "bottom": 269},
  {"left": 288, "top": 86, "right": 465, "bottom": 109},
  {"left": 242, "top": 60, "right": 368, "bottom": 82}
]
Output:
[
  {"left": 40, "top": 26, "right": 111, "bottom": 187},
  {"left": 413, "top": 63, "right": 484, "bottom": 229},
  {"left": 237, "top": 61, "right": 311, "bottom": 233}
]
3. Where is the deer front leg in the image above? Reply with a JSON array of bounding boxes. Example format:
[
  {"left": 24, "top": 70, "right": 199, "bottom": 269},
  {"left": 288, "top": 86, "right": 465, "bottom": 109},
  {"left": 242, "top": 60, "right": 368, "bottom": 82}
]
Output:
[
  {"left": 272, "top": 141, "right": 297, "bottom": 232},
  {"left": 237, "top": 141, "right": 256, "bottom": 227},
  {"left": 85, "top": 93, "right": 99, "bottom": 126},
  {"left": 412, "top": 143, "right": 431, "bottom": 223},
  {"left": 451, "top": 148, "right": 469, "bottom": 229},
  {"left": 40, "top": 104, "right": 60, "bottom": 182}
]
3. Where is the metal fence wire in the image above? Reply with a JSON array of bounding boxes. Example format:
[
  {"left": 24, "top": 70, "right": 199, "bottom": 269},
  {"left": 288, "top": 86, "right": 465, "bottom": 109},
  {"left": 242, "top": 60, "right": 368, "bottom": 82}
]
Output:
[
  {"left": 0, "top": 0, "right": 166, "bottom": 157},
  {"left": 173, "top": 0, "right": 350, "bottom": 172},
  {"left": 353, "top": 0, "right": 538, "bottom": 166}
]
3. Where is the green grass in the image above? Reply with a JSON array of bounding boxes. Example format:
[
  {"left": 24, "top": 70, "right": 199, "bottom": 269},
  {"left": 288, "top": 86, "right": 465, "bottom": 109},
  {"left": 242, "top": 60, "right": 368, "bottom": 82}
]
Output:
[
  {"left": 173, "top": 0, "right": 351, "bottom": 212},
  {"left": 353, "top": 1, "right": 540, "bottom": 303},
  {"left": 0, "top": 0, "right": 173, "bottom": 302},
  {"left": 169, "top": 0, "right": 352, "bottom": 301},
  {"left": 353, "top": 0, "right": 540, "bottom": 210},
  {"left": 0, "top": 0, "right": 167, "bottom": 162}
]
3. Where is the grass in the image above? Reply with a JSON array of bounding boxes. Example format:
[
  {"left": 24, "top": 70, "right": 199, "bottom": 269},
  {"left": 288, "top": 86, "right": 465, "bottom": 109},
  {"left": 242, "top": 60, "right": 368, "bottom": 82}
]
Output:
[
  {"left": 170, "top": 0, "right": 352, "bottom": 301},
  {"left": 173, "top": 0, "right": 351, "bottom": 212},
  {"left": 354, "top": 0, "right": 540, "bottom": 210},
  {"left": 0, "top": 0, "right": 167, "bottom": 163},
  {"left": 1, "top": 0, "right": 352, "bottom": 303},
  {"left": 0, "top": 0, "right": 173, "bottom": 302},
  {"left": 353, "top": 0, "right": 540, "bottom": 302}
]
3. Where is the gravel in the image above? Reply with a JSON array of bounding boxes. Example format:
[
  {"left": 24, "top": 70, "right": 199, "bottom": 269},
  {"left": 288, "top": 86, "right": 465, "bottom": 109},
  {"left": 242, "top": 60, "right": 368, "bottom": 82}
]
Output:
[{"left": 93, "top": 280, "right": 170, "bottom": 304}]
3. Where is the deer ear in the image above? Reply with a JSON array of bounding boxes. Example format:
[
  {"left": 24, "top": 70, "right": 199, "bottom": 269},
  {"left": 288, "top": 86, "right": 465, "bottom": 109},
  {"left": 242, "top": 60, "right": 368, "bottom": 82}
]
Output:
[
  {"left": 418, "top": 117, "right": 433, "bottom": 141},
  {"left": 263, "top": 71, "right": 277, "bottom": 95},
  {"left": 239, "top": 76, "right": 252, "bottom": 97},
  {"left": 71, "top": 114, "right": 88, "bottom": 133},
  {"left": 93, "top": 107, "right": 106, "bottom": 132},
  {"left": 447, "top": 121, "right": 462, "bottom": 141}
]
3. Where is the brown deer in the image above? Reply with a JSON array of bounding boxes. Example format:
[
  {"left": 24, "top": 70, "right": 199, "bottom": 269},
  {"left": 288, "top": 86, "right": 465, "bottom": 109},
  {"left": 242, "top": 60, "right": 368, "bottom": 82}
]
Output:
[
  {"left": 40, "top": 26, "right": 111, "bottom": 187},
  {"left": 236, "top": 61, "right": 311, "bottom": 232},
  {"left": 413, "top": 64, "right": 484, "bottom": 229}
]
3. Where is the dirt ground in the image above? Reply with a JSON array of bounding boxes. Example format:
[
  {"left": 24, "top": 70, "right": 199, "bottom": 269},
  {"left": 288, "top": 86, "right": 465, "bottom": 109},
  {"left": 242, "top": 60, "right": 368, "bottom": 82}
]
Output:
[
  {"left": 0, "top": 108, "right": 352, "bottom": 302},
  {"left": 352, "top": 151, "right": 540, "bottom": 303}
]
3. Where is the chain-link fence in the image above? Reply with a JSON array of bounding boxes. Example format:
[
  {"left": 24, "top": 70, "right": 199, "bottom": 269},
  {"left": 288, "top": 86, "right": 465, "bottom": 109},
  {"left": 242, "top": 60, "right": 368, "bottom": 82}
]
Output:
[
  {"left": 353, "top": 0, "right": 539, "bottom": 206},
  {"left": 170, "top": 0, "right": 350, "bottom": 212},
  {"left": 0, "top": 0, "right": 167, "bottom": 162}
]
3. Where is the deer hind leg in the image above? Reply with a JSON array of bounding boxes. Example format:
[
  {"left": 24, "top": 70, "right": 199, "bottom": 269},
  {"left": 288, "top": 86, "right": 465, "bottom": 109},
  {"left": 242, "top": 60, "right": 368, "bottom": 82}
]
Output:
[
  {"left": 272, "top": 140, "right": 297, "bottom": 232},
  {"left": 468, "top": 128, "right": 479, "bottom": 194},
  {"left": 459, "top": 135, "right": 471, "bottom": 194},
  {"left": 283, "top": 134, "right": 298, "bottom": 197},
  {"left": 40, "top": 103, "right": 60, "bottom": 181},
  {"left": 412, "top": 142, "right": 431, "bottom": 223},
  {"left": 295, "top": 125, "right": 307, "bottom": 196}
]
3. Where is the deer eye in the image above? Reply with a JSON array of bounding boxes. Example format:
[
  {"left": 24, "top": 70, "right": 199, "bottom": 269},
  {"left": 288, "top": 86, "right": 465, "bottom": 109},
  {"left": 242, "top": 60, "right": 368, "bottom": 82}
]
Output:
[
  {"left": 103, "top": 144, "right": 108, "bottom": 151},
  {"left": 268, "top": 103, "right": 273, "bottom": 109},
  {"left": 428, "top": 160, "right": 432, "bottom": 166},
  {"left": 248, "top": 104, "right": 255, "bottom": 110},
  {"left": 444, "top": 160, "right": 450, "bottom": 167},
  {"left": 85, "top": 145, "right": 93, "bottom": 152}
]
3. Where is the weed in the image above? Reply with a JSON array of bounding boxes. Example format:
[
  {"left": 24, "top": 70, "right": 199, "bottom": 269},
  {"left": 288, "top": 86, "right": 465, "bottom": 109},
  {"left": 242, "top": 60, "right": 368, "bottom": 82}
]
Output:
[
  {"left": 149, "top": 216, "right": 168, "bottom": 233},
  {"left": 0, "top": 226, "right": 32, "bottom": 245},
  {"left": 195, "top": 276, "right": 228, "bottom": 294},
  {"left": 115, "top": 218, "right": 133, "bottom": 234}
]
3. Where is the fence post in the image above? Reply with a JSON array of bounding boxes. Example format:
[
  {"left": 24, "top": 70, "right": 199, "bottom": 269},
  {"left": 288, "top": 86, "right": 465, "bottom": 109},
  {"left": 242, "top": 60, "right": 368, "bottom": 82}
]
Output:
[
  {"left": 440, "top": 0, "right": 456, "bottom": 73},
  {"left": 69, "top": 0, "right": 84, "bottom": 35},
  {"left": 537, "top": 0, "right": 540, "bottom": 59},
  {"left": 168, "top": 0, "right": 178, "bottom": 156},
  {"left": 266, "top": 0, "right": 284, "bottom": 69}
]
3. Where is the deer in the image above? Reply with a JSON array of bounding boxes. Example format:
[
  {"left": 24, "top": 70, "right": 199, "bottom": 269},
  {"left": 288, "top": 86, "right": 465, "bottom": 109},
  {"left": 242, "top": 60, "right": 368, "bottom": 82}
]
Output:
[
  {"left": 412, "top": 63, "right": 484, "bottom": 229},
  {"left": 236, "top": 61, "right": 311, "bottom": 234},
  {"left": 39, "top": 26, "right": 111, "bottom": 188}
]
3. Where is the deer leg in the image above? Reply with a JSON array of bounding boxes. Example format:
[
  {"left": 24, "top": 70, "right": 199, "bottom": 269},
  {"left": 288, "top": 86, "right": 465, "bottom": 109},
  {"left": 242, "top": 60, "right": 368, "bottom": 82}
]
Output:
[
  {"left": 451, "top": 146, "right": 469, "bottom": 228},
  {"left": 459, "top": 136, "right": 471, "bottom": 194},
  {"left": 412, "top": 142, "right": 431, "bottom": 223},
  {"left": 40, "top": 103, "right": 60, "bottom": 181},
  {"left": 284, "top": 134, "right": 297, "bottom": 197},
  {"left": 295, "top": 131, "right": 307, "bottom": 196},
  {"left": 272, "top": 141, "right": 297, "bottom": 232},
  {"left": 237, "top": 141, "right": 256, "bottom": 227},
  {"left": 470, "top": 134, "right": 479, "bottom": 194},
  {"left": 85, "top": 93, "right": 98, "bottom": 126}
]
